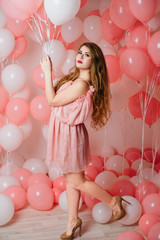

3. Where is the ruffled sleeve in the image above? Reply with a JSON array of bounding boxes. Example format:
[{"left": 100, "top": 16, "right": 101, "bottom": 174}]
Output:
[{"left": 51, "top": 82, "right": 94, "bottom": 126}]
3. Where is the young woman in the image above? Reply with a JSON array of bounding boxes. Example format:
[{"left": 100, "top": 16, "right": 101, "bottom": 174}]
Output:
[{"left": 40, "top": 42, "right": 129, "bottom": 240}]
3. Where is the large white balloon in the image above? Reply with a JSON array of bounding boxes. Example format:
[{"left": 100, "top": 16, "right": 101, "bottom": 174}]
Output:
[
  {"left": 44, "top": 0, "right": 81, "bottom": 26},
  {"left": 1, "top": 64, "right": 26, "bottom": 94},
  {"left": 0, "top": 124, "right": 23, "bottom": 151},
  {"left": 23, "top": 158, "right": 48, "bottom": 175},
  {"left": 0, "top": 193, "right": 14, "bottom": 226},
  {"left": 0, "top": 28, "right": 15, "bottom": 59},
  {"left": 92, "top": 202, "right": 112, "bottom": 223},
  {"left": 42, "top": 40, "right": 66, "bottom": 71},
  {"left": 59, "top": 191, "right": 82, "bottom": 212}
]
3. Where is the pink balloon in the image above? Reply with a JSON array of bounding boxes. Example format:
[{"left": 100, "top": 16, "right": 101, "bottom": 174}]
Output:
[
  {"left": 3, "top": 185, "right": 27, "bottom": 210},
  {"left": 111, "top": 179, "right": 135, "bottom": 196},
  {"left": 32, "top": 65, "right": 55, "bottom": 90},
  {"left": 143, "top": 148, "right": 160, "bottom": 164},
  {"left": 125, "top": 151, "right": 141, "bottom": 165},
  {"left": 109, "top": 0, "right": 137, "bottom": 30},
  {"left": 8, "top": 0, "right": 43, "bottom": 15},
  {"left": 80, "top": 0, "right": 87, "bottom": 8},
  {"left": 117, "top": 46, "right": 127, "bottom": 59},
  {"left": 27, "top": 183, "right": 54, "bottom": 211},
  {"left": 9, "top": 36, "right": 27, "bottom": 60},
  {"left": 27, "top": 173, "right": 52, "bottom": 189},
  {"left": 126, "top": 22, "right": 151, "bottom": 50},
  {"left": 85, "top": 165, "right": 98, "bottom": 181},
  {"left": 6, "top": 17, "right": 29, "bottom": 37},
  {"left": 124, "top": 147, "right": 142, "bottom": 156},
  {"left": 135, "top": 181, "right": 159, "bottom": 203},
  {"left": 6, "top": 98, "right": 30, "bottom": 126},
  {"left": 12, "top": 168, "right": 32, "bottom": 191},
  {"left": 120, "top": 48, "right": 149, "bottom": 81},
  {"left": 117, "top": 230, "right": 145, "bottom": 240},
  {"left": 142, "top": 193, "right": 160, "bottom": 216},
  {"left": 148, "top": 222, "right": 160, "bottom": 240},
  {"left": 129, "top": 0, "right": 158, "bottom": 22},
  {"left": 0, "top": 86, "right": 8, "bottom": 114},
  {"left": 106, "top": 155, "right": 129, "bottom": 175},
  {"left": 123, "top": 168, "right": 136, "bottom": 177},
  {"left": 52, "top": 187, "right": 62, "bottom": 204},
  {"left": 148, "top": 31, "right": 160, "bottom": 65},
  {"left": 95, "top": 171, "right": 117, "bottom": 192},
  {"left": 84, "top": 193, "right": 100, "bottom": 210},
  {"left": 30, "top": 95, "right": 51, "bottom": 124},
  {"left": 105, "top": 55, "right": 122, "bottom": 83},
  {"left": 53, "top": 176, "right": 66, "bottom": 191},
  {"left": 101, "top": 9, "right": 124, "bottom": 45},
  {"left": 0, "top": 0, "right": 30, "bottom": 20},
  {"left": 90, "top": 155, "right": 104, "bottom": 173},
  {"left": 139, "top": 214, "right": 160, "bottom": 236}
]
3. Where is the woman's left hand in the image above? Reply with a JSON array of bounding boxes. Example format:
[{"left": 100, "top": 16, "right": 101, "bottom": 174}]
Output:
[{"left": 40, "top": 56, "right": 52, "bottom": 74}]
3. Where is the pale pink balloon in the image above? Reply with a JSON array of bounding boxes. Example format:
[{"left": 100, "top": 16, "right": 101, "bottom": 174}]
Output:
[
  {"left": 52, "top": 187, "right": 62, "bottom": 204},
  {"left": 61, "top": 16, "right": 83, "bottom": 43},
  {"left": 139, "top": 213, "right": 160, "bottom": 236},
  {"left": 9, "top": 35, "right": 27, "bottom": 60},
  {"left": 48, "top": 166, "right": 61, "bottom": 181},
  {"left": 0, "top": 0, "right": 30, "bottom": 20},
  {"left": 139, "top": 168, "right": 157, "bottom": 182},
  {"left": 135, "top": 181, "right": 159, "bottom": 202},
  {"left": 6, "top": 98, "right": 30, "bottom": 126},
  {"left": 30, "top": 95, "right": 51, "bottom": 124},
  {"left": 0, "top": 28, "right": 15, "bottom": 59},
  {"left": 85, "top": 193, "right": 100, "bottom": 210},
  {"left": 129, "top": 0, "right": 158, "bottom": 22},
  {"left": 101, "top": 9, "right": 124, "bottom": 45},
  {"left": 19, "top": 118, "right": 32, "bottom": 140},
  {"left": 27, "top": 183, "right": 54, "bottom": 211},
  {"left": 106, "top": 155, "right": 129, "bottom": 175},
  {"left": 0, "top": 86, "right": 8, "bottom": 114},
  {"left": 105, "top": 55, "right": 122, "bottom": 83},
  {"left": 148, "top": 222, "right": 160, "bottom": 240},
  {"left": 53, "top": 176, "right": 66, "bottom": 191},
  {"left": 126, "top": 22, "right": 151, "bottom": 51},
  {"left": 7, "top": 17, "right": 29, "bottom": 37},
  {"left": 118, "top": 196, "right": 142, "bottom": 225},
  {"left": 85, "top": 165, "right": 98, "bottom": 181},
  {"left": 129, "top": 175, "right": 141, "bottom": 187},
  {"left": 141, "top": 193, "right": 160, "bottom": 215},
  {"left": 109, "top": 0, "right": 137, "bottom": 30},
  {"left": 27, "top": 173, "right": 52, "bottom": 189},
  {"left": 92, "top": 202, "right": 112, "bottom": 223},
  {"left": 0, "top": 175, "right": 20, "bottom": 192},
  {"left": 84, "top": 15, "right": 102, "bottom": 43},
  {"left": 12, "top": 168, "right": 32, "bottom": 191},
  {"left": 120, "top": 48, "right": 149, "bottom": 81},
  {"left": 23, "top": 158, "right": 48, "bottom": 175},
  {"left": 3, "top": 185, "right": 27, "bottom": 210},
  {"left": 148, "top": 31, "right": 160, "bottom": 65},
  {"left": 95, "top": 171, "right": 117, "bottom": 192},
  {"left": 117, "top": 230, "right": 145, "bottom": 240},
  {"left": 9, "top": 0, "right": 43, "bottom": 15},
  {"left": 131, "top": 159, "right": 151, "bottom": 171}
]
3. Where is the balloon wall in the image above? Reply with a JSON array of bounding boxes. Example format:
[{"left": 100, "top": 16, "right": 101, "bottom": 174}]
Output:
[{"left": 0, "top": 0, "right": 160, "bottom": 239}]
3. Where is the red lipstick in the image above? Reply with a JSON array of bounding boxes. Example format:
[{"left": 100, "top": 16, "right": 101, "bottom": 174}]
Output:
[{"left": 77, "top": 60, "right": 82, "bottom": 64}]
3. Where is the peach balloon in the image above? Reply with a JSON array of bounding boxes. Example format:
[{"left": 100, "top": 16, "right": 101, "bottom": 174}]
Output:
[
  {"left": 27, "top": 173, "right": 52, "bottom": 189},
  {"left": 53, "top": 176, "right": 66, "bottom": 191},
  {"left": 52, "top": 187, "right": 62, "bottom": 204},
  {"left": 27, "top": 183, "right": 54, "bottom": 211},
  {"left": 135, "top": 181, "right": 159, "bottom": 202},
  {"left": 7, "top": 17, "right": 29, "bottom": 37},
  {"left": 148, "top": 31, "right": 160, "bottom": 65},
  {"left": 9, "top": 0, "right": 43, "bottom": 15},
  {"left": 139, "top": 213, "right": 160, "bottom": 236},
  {"left": 12, "top": 168, "right": 32, "bottom": 191},
  {"left": 148, "top": 222, "right": 160, "bottom": 240},
  {"left": 117, "top": 230, "right": 145, "bottom": 240},
  {"left": 10, "top": 36, "right": 27, "bottom": 60},
  {"left": 109, "top": 0, "right": 137, "bottom": 30},
  {"left": 85, "top": 165, "right": 98, "bottom": 181},
  {"left": 3, "top": 185, "right": 27, "bottom": 210},
  {"left": 141, "top": 193, "right": 160, "bottom": 216}
]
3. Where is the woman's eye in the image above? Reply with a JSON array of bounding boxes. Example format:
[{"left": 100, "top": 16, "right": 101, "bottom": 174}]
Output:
[
  {"left": 78, "top": 51, "right": 82, "bottom": 54},
  {"left": 85, "top": 54, "right": 90, "bottom": 57}
]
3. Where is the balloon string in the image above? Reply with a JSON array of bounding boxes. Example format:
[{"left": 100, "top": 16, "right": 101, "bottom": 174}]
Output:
[{"left": 26, "top": 19, "right": 42, "bottom": 45}]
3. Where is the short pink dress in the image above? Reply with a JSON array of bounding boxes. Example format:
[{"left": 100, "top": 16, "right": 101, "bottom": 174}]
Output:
[{"left": 46, "top": 80, "right": 94, "bottom": 175}]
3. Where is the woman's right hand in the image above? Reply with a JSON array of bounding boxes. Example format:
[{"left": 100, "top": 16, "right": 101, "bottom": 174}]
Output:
[{"left": 40, "top": 55, "right": 52, "bottom": 74}]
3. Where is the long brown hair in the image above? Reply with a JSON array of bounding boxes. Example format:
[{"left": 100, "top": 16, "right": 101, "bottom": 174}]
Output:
[{"left": 55, "top": 42, "right": 111, "bottom": 129}]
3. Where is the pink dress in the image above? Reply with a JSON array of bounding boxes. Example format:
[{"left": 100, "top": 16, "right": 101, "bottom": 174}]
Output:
[{"left": 46, "top": 80, "right": 94, "bottom": 175}]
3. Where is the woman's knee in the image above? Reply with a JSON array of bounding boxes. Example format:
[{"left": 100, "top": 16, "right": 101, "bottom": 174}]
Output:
[{"left": 67, "top": 173, "right": 86, "bottom": 190}]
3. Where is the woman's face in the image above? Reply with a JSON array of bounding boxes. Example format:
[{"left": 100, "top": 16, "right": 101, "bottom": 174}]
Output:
[{"left": 76, "top": 45, "right": 92, "bottom": 70}]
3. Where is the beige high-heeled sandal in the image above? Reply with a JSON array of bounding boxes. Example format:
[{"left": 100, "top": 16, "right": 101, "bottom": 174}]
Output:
[
  {"left": 113, "top": 196, "right": 131, "bottom": 220},
  {"left": 60, "top": 217, "right": 82, "bottom": 240}
]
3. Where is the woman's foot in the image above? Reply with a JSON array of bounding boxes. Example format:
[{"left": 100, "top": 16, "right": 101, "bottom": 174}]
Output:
[
  {"left": 111, "top": 196, "right": 131, "bottom": 220},
  {"left": 60, "top": 217, "right": 82, "bottom": 240}
]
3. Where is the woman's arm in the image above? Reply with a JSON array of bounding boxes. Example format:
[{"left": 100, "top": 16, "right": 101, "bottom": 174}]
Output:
[{"left": 40, "top": 56, "right": 89, "bottom": 107}]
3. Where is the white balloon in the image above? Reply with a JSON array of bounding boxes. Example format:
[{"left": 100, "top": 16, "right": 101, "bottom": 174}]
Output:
[
  {"left": 1, "top": 64, "right": 26, "bottom": 94},
  {"left": 138, "top": 168, "right": 157, "bottom": 182},
  {"left": 44, "top": 0, "right": 81, "bottom": 25},
  {"left": 92, "top": 202, "right": 112, "bottom": 223},
  {"left": 0, "top": 28, "right": 15, "bottom": 58},
  {"left": 61, "top": 50, "right": 76, "bottom": 75},
  {"left": 0, "top": 8, "right": 7, "bottom": 28},
  {"left": 23, "top": 158, "right": 48, "bottom": 175},
  {"left": 42, "top": 40, "right": 66, "bottom": 71},
  {"left": 83, "top": 15, "right": 102, "bottom": 43},
  {"left": 0, "top": 193, "right": 14, "bottom": 226},
  {"left": 59, "top": 190, "right": 82, "bottom": 212},
  {"left": 19, "top": 118, "right": 32, "bottom": 140},
  {"left": 131, "top": 159, "right": 152, "bottom": 171},
  {"left": 118, "top": 196, "right": 142, "bottom": 225},
  {"left": 0, "top": 175, "right": 20, "bottom": 192},
  {"left": 61, "top": 16, "right": 83, "bottom": 43},
  {"left": 0, "top": 124, "right": 23, "bottom": 151}
]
